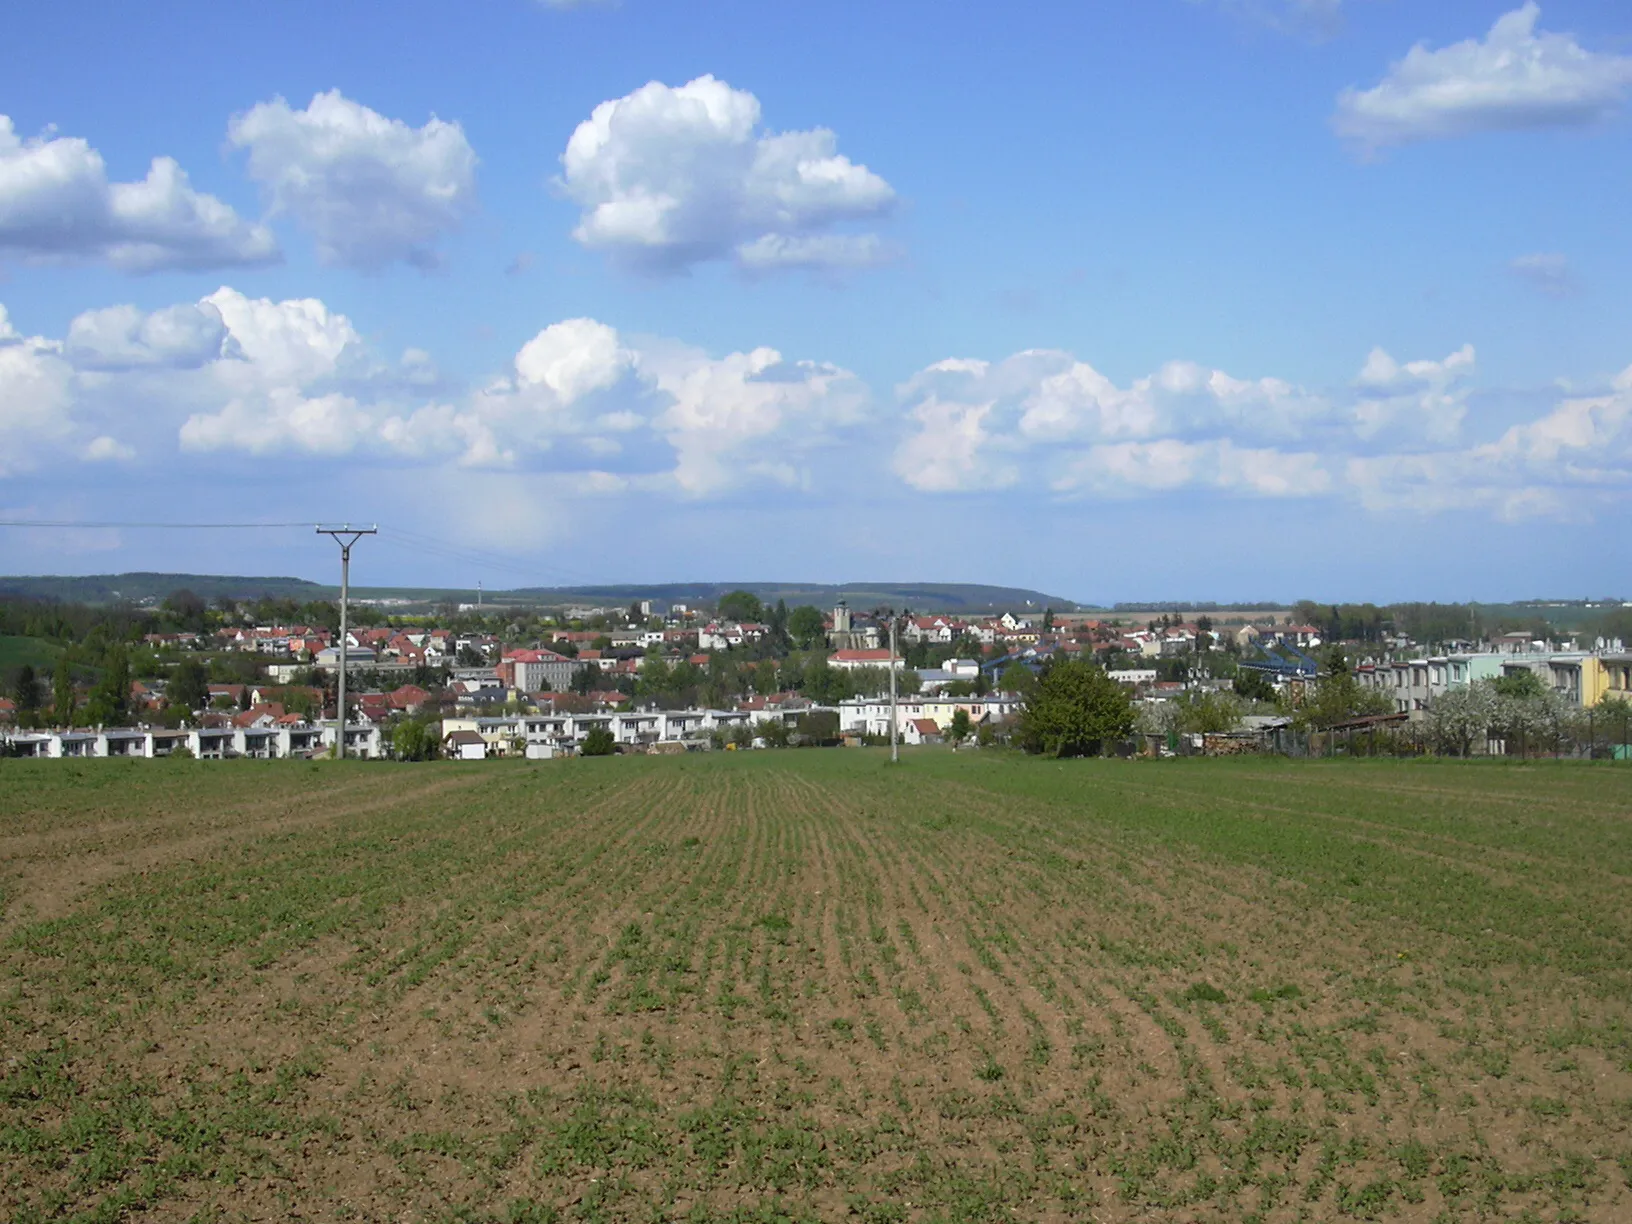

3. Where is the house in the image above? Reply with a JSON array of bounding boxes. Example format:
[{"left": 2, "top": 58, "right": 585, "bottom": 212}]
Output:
[
  {"left": 1107, "top": 669, "right": 1158, "bottom": 687},
  {"left": 904, "top": 718, "right": 943, "bottom": 745},
  {"left": 499, "top": 649, "right": 584, "bottom": 693},
  {"left": 1605, "top": 654, "right": 1632, "bottom": 700},
  {"left": 444, "top": 729, "right": 489, "bottom": 761},
  {"left": 836, "top": 695, "right": 1022, "bottom": 738},
  {"left": 903, "top": 616, "right": 959, "bottom": 645},
  {"left": 315, "top": 646, "right": 377, "bottom": 669},
  {"left": 828, "top": 649, "right": 905, "bottom": 672},
  {"left": 389, "top": 684, "right": 433, "bottom": 713}
]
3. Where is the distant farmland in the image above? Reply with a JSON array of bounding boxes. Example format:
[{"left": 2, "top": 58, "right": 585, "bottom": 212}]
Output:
[{"left": 2, "top": 753, "right": 1629, "bottom": 1221}]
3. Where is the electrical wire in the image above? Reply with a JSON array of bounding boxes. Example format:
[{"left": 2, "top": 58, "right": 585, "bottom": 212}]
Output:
[
  {"left": 0, "top": 520, "right": 317, "bottom": 529},
  {"left": 377, "top": 524, "right": 595, "bottom": 586},
  {"left": 0, "top": 518, "right": 597, "bottom": 592}
]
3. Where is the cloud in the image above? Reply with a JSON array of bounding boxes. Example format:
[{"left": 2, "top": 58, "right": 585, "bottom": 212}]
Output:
[
  {"left": 1206, "top": 0, "right": 1345, "bottom": 39},
  {"left": 20, "top": 287, "right": 1632, "bottom": 528},
  {"left": 1481, "top": 366, "right": 1632, "bottom": 467},
  {"left": 889, "top": 341, "right": 1632, "bottom": 523},
  {"left": 0, "top": 310, "right": 74, "bottom": 475},
  {"left": 156, "top": 298, "right": 866, "bottom": 495},
  {"left": 83, "top": 435, "right": 135, "bottom": 462},
  {"left": 1509, "top": 252, "right": 1577, "bottom": 297},
  {"left": 1353, "top": 343, "right": 1475, "bottom": 443},
  {"left": 229, "top": 90, "right": 477, "bottom": 271},
  {"left": 1055, "top": 439, "right": 1332, "bottom": 498},
  {"left": 65, "top": 302, "right": 232, "bottom": 370},
  {"left": 514, "top": 318, "right": 634, "bottom": 403},
  {"left": 1334, "top": 4, "right": 1632, "bottom": 150},
  {"left": 892, "top": 350, "right": 1331, "bottom": 493},
  {"left": 0, "top": 115, "right": 278, "bottom": 272},
  {"left": 559, "top": 75, "right": 896, "bottom": 274}
]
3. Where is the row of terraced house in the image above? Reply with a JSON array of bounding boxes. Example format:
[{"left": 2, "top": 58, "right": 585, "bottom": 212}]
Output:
[{"left": 1356, "top": 643, "right": 1632, "bottom": 714}]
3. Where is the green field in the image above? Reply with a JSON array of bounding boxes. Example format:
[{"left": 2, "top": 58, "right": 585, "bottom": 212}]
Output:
[
  {"left": 0, "top": 635, "right": 60, "bottom": 675},
  {"left": 2, "top": 753, "right": 1630, "bottom": 1222}
]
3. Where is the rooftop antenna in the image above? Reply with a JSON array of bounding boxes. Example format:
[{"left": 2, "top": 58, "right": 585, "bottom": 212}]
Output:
[{"left": 316, "top": 524, "right": 377, "bottom": 760}]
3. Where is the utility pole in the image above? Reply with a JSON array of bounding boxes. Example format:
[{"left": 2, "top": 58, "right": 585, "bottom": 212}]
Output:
[
  {"left": 889, "top": 612, "right": 900, "bottom": 764},
  {"left": 875, "top": 606, "right": 910, "bottom": 764},
  {"left": 316, "top": 525, "right": 377, "bottom": 760}
]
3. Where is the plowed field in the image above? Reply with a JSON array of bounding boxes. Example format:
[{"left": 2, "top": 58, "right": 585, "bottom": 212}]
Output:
[{"left": 3, "top": 753, "right": 1630, "bottom": 1222}]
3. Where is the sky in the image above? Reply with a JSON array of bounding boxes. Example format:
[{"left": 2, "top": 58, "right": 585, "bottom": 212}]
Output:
[{"left": 1, "top": 0, "right": 1629, "bottom": 605}]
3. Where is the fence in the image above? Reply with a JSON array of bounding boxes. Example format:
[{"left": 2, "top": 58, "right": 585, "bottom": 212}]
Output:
[{"left": 1259, "top": 709, "right": 1632, "bottom": 761}]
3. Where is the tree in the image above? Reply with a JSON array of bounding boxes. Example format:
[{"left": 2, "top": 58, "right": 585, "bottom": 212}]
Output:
[
  {"left": 9, "top": 664, "right": 41, "bottom": 713},
  {"left": 53, "top": 657, "right": 75, "bottom": 727},
  {"left": 997, "top": 663, "right": 1037, "bottom": 696},
  {"left": 1426, "top": 682, "right": 1497, "bottom": 757},
  {"left": 637, "top": 657, "right": 673, "bottom": 699},
  {"left": 390, "top": 718, "right": 440, "bottom": 761},
  {"left": 581, "top": 727, "right": 616, "bottom": 756},
  {"left": 162, "top": 588, "right": 207, "bottom": 630},
  {"left": 1018, "top": 660, "right": 1134, "bottom": 757},
  {"left": 1233, "top": 670, "right": 1277, "bottom": 703},
  {"left": 948, "top": 707, "right": 972, "bottom": 749},
  {"left": 795, "top": 709, "right": 840, "bottom": 745},
  {"left": 1493, "top": 669, "right": 1546, "bottom": 700},
  {"left": 800, "top": 657, "right": 842, "bottom": 704},
  {"left": 85, "top": 646, "right": 132, "bottom": 726},
  {"left": 167, "top": 658, "right": 210, "bottom": 713},
  {"left": 1171, "top": 690, "right": 1241, "bottom": 734},
  {"left": 717, "top": 590, "right": 763, "bottom": 623},
  {"left": 787, "top": 605, "right": 827, "bottom": 649},
  {"left": 755, "top": 717, "right": 791, "bottom": 748},
  {"left": 1290, "top": 667, "right": 1391, "bottom": 731},
  {"left": 1042, "top": 608, "right": 1055, "bottom": 632}
]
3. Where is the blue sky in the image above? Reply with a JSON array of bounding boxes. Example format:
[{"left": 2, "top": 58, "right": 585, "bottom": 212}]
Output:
[{"left": 2, "top": 0, "right": 1629, "bottom": 604}]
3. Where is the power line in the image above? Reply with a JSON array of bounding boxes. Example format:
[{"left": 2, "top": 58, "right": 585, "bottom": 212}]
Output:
[
  {"left": 378, "top": 524, "right": 595, "bottom": 585},
  {"left": 0, "top": 517, "right": 596, "bottom": 589},
  {"left": 0, "top": 520, "right": 317, "bottom": 529}
]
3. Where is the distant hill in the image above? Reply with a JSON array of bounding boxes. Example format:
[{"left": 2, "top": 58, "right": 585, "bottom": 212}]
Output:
[
  {"left": 504, "top": 582, "right": 1076, "bottom": 614},
  {"left": 0, "top": 573, "right": 1076, "bottom": 613},
  {"left": 0, "top": 573, "right": 332, "bottom": 604}
]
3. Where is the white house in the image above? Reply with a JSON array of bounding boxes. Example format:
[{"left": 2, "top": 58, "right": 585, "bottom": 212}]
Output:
[{"left": 828, "top": 649, "right": 905, "bottom": 672}]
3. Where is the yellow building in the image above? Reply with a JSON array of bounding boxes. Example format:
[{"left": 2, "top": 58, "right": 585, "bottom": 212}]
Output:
[
  {"left": 1546, "top": 655, "right": 1612, "bottom": 707},
  {"left": 1604, "top": 654, "right": 1632, "bottom": 702}
]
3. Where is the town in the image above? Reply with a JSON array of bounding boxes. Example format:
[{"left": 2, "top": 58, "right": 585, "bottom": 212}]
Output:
[{"left": 4, "top": 589, "right": 1629, "bottom": 761}]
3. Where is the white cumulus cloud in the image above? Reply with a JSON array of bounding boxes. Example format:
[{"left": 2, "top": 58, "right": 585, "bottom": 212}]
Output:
[
  {"left": 892, "top": 350, "right": 1331, "bottom": 494},
  {"left": 1335, "top": 4, "right": 1632, "bottom": 151},
  {"left": 0, "top": 115, "right": 278, "bottom": 272},
  {"left": 229, "top": 91, "right": 477, "bottom": 271},
  {"left": 1354, "top": 343, "right": 1475, "bottom": 443},
  {"left": 885, "top": 341, "right": 1632, "bottom": 523},
  {"left": 65, "top": 302, "right": 231, "bottom": 370},
  {"left": 560, "top": 75, "right": 896, "bottom": 273},
  {"left": 0, "top": 307, "right": 76, "bottom": 475}
]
